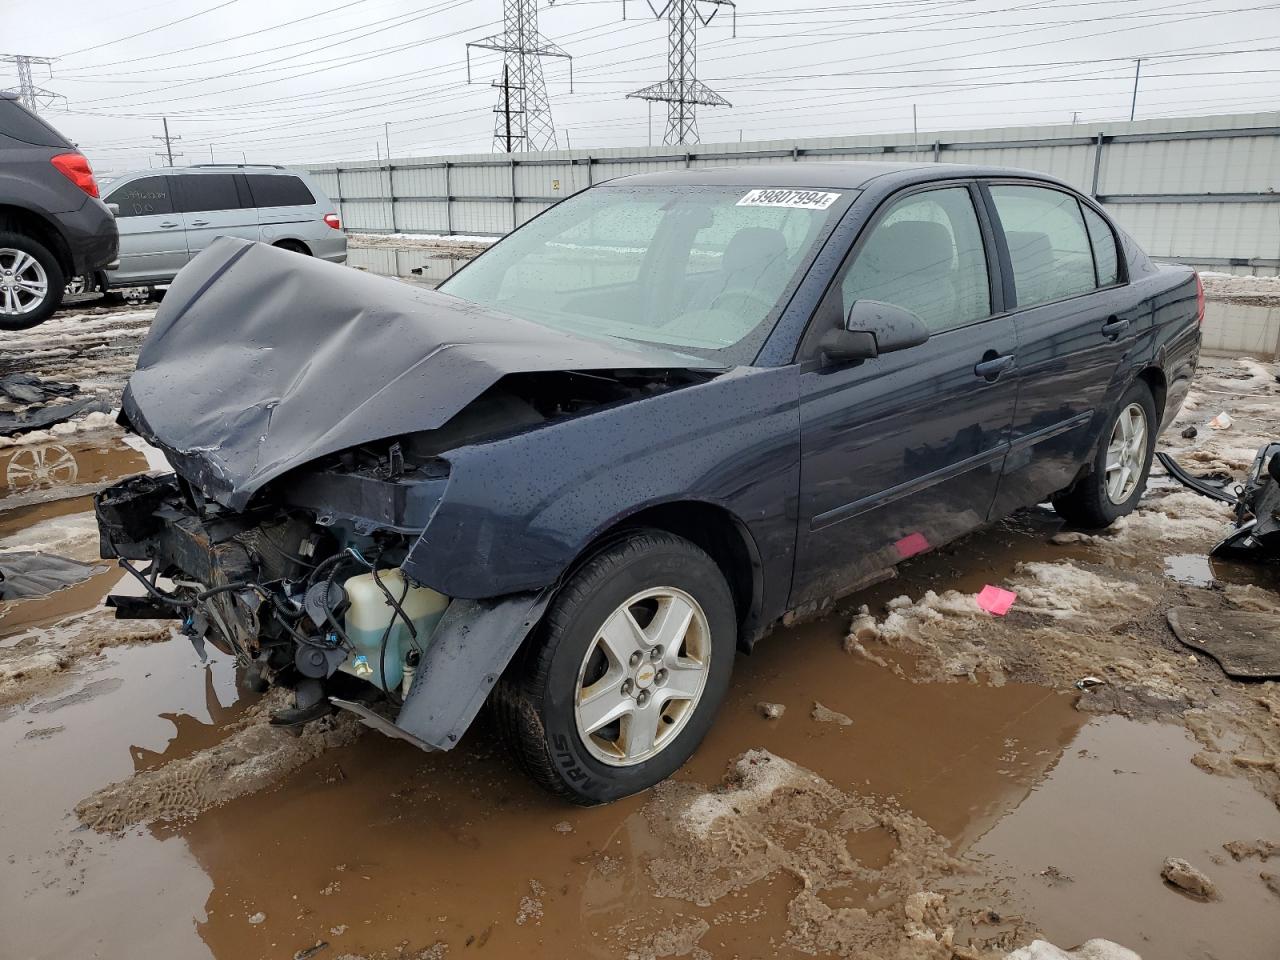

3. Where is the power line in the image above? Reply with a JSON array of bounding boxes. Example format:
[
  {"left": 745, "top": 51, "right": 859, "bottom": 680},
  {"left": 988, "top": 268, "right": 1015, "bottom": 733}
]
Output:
[
  {"left": 626, "top": 0, "right": 737, "bottom": 145},
  {"left": 58, "top": 0, "right": 243, "bottom": 60}
]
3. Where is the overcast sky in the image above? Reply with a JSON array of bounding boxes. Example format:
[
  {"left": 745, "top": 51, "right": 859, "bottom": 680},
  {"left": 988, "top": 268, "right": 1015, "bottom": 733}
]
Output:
[{"left": 6, "top": 0, "right": 1280, "bottom": 175}]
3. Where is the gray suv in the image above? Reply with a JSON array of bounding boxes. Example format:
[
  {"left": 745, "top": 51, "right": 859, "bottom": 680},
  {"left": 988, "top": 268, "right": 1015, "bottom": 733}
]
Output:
[
  {"left": 97, "top": 164, "right": 345, "bottom": 292},
  {"left": 0, "top": 92, "right": 118, "bottom": 328}
]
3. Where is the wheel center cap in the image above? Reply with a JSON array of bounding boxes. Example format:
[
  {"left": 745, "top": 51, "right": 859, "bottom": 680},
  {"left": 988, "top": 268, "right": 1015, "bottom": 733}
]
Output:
[{"left": 634, "top": 664, "right": 656, "bottom": 689}]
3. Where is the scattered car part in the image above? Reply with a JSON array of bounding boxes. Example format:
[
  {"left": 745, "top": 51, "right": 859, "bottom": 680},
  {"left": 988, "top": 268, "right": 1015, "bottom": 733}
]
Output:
[
  {"left": 0, "top": 551, "right": 104, "bottom": 600},
  {"left": 1167, "top": 606, "right": 1280, "bottom": 680},
  {"left": 0, "top": 395, "right": 109, "bottom": 436},
  {"left": 1158, "top": 443, "right": 1280, "bottom": 559},
  {"left": 0, "top": 373, "right": 80, "bottom": 405}
]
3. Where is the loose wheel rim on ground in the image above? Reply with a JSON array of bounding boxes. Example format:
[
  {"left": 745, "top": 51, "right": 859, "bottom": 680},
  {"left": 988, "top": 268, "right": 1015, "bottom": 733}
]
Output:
[
  {"left": 1105, "top": 401, "right": 1148, "bottom": 504},
  {"left": 573, "top": 586, "right": 712, "bottom": 767},
  {"left": 0, "top": 248, "right": 50, "bottom": 317}
]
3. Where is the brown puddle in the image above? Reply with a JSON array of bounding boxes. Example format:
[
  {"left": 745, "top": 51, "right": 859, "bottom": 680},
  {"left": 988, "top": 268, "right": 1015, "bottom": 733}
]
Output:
[
  {"left": 965, "top": 717, "right": 1280, "bottom": 959},
  {"left": 1, "top": 435, "right": 149, "bottom": 505}
]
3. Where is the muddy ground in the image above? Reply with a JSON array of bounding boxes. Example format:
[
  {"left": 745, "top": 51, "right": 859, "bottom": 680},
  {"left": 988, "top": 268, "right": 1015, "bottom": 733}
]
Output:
[{"left": 1, "top": 300, "right": 1278, "bottom": 960}]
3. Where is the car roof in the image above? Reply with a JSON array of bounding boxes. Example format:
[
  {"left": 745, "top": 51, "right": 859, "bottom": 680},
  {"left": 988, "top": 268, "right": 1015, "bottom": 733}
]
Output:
[
  {"left": 607, "top": 160, "right": 1062, "bottom": 190},
  {"left": 112, "top": 165, "right": 309, "bottom": 178}
]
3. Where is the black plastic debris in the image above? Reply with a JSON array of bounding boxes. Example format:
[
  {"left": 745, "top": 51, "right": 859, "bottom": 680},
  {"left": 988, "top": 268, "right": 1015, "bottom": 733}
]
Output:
[
  {"left": 1168, "top": 606, "right": 1280, "bottom": 680},
  {"left": 0, "top": 373, "right": 80, "bottom": 405},
  {"left": 0, "top": 396, "right": 110, "bottom": 436},
  {"left": 1157, "top": 443, "right": 1280, "bottom": 561},
  {"left": 0, "top": 551, "right": 105, "bottom": 600}
]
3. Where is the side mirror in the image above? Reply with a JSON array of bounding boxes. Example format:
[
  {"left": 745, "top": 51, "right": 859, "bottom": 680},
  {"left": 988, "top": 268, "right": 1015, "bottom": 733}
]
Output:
[{"left": 819, "top": 300, "right": 931, "bottom": 363}]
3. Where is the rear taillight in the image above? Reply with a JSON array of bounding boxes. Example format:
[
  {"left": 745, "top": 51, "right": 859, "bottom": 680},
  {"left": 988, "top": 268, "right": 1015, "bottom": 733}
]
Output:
[
  {"left": 50, "top": 152, "right": 100, "bottom": 199},
  {"left": 1194, "top": 271, "right": 1205, "bottom": 326},
  {"left": 323, "top": 213, "right": 341, "bottom": 230}
]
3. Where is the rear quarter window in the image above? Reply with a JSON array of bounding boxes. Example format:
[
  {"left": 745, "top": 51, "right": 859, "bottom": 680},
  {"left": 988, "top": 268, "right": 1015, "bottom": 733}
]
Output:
[
  {"left": 0, "top": 99, "right": 72, "bottom": 148},
  {"left": 1081, "top": 204, "right": 1121, "bottom": 286},
  {"left": 245, "top": 174, "right": 315, "bottom": 207}
]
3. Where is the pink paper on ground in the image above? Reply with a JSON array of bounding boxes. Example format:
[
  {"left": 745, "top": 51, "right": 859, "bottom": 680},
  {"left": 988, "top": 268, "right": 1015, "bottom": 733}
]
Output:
[
  {"left": 895, "top": 532, "right": 930, "bottom": 559},
  {"left": 976, "top": 584, "right": 1017, "bottom": 616}
]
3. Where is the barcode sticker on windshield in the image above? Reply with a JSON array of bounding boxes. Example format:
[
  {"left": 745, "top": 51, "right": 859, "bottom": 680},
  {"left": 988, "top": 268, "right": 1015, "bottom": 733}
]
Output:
[{"left": 737, "top": 189, "right": 840, "bottom": 210}]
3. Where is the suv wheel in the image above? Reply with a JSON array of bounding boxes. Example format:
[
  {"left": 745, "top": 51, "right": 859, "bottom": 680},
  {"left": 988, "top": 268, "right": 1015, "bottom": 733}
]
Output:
[
  {"left": 0, "top": 233, "right": 64, "bottom": 329},
  {"left": 493, "top": 530, "right": 736, "bottom": 804},
  {"left": 1052, "top": 381, "right": 1158, "bottom": 528}
]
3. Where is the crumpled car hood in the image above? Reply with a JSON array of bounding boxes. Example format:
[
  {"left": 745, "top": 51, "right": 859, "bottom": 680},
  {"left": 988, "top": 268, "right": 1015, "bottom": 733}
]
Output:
[{"left": 122, "top": 237, "right": 720, "bottom": 510}]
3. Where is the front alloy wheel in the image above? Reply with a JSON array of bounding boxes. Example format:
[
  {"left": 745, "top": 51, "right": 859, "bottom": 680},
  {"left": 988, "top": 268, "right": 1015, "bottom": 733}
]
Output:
[
  {"left": 574, "top": 587, "right": 712, "bottom": 766},
  {"left": 494, "top": 530, "right": 736, "bottom": 804}
]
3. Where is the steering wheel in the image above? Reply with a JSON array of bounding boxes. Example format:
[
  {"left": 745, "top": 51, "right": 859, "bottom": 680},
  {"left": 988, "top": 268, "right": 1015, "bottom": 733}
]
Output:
[{"left": 709, "top": 287, "right": 776, "bottom": 317}]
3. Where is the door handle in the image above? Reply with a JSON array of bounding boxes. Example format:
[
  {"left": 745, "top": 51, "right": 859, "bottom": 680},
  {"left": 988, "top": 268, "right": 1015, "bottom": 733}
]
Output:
[
  {"left": 159, "top": 221, "right": 179, "bottom": 228},
  {"left": 974, "top": 352, "right": 1015, "bottom": 382},
  {"left": 190, "top": 219, "right": 210, "bottom": 226},
  {"left": 1101, "top": 316, "right": 1130, "bottom": 340}
]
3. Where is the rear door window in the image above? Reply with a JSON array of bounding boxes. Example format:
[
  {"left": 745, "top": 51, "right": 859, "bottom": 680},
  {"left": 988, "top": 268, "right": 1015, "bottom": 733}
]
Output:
[
  {"left": 106, "top": 177, "right": 173, "bottom": 217},
  {"left": 1081, "top": 204, "right": 1120, "bottom": 286},
  {"left": 0, "top": 98, "right": 72, "bottom": 147},
  {"left": 173, "top": 174, "right": 243, "bottom": 213},
  {"left": 245, "top": 174, "right": 315, "bottom": 207},
  {"left": 988, "top": 184, "right": 1096, "bottom": 307}
]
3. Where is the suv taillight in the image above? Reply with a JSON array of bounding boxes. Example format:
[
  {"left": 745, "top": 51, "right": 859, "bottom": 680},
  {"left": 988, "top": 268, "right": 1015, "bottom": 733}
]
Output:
[
  {"left": 323, "top": 213, "right": 341, "bottom": 230},
  {"left": 1194, "top": 271, "right": 1205, "bottom": 326},
  {"left": 50, "top": 153, "right": 100, "bottom": 199}
]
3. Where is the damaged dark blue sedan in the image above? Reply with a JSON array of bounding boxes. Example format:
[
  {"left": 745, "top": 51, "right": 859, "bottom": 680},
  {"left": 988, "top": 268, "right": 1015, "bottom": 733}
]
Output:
[{"left": 95, "top": 162, "right": 1202, "bottom": 803}]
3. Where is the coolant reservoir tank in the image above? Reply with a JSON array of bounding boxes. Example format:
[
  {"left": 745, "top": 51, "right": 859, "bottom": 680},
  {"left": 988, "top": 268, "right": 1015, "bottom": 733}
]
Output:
[{"left": 340, "top": 569, "right": 449, "bottom": 692}]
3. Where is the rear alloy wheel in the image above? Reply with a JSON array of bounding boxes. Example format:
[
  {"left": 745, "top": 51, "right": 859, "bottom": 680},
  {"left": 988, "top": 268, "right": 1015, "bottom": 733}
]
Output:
[
  {"left": 1052, "top": 381, "right": 1157, "bottom": 528},
  {"left": 0, "top": 233, "right": 64, "bottom": 329},
  {"left": 494, "top": 530, "right": 736, "bottom": 804}
]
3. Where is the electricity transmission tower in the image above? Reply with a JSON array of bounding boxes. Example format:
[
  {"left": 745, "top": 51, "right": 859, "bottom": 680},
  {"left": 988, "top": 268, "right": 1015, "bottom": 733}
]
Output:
[
  {"left": 1, "top": 54, "right": 62, "bottom": 113},
  {"left": 467, "top": 0, "right": 572, "bottom": 153},
  {"left": 626, "top": 0, "right": 735, "bottom": 146},
  {"left": 153, "top": 118, "right": 183, "bottom": 166}
]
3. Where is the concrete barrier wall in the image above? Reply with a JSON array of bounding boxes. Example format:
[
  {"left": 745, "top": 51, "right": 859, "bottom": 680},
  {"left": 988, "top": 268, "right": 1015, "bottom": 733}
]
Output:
[{"left": 311, "top": 111, "right": 1280, "bottom": 277}]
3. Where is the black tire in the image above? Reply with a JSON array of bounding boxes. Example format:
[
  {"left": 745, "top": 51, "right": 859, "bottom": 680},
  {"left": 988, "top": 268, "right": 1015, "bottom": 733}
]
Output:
[
  {"left": 1053, "top": 381, "right": 1158, "bottom": 529},
  {"left": 0, "top": 231, "right": 65, "bottom": 330},
  {"left": 493, "top": 530, "right": 736, "bottom": 805}
]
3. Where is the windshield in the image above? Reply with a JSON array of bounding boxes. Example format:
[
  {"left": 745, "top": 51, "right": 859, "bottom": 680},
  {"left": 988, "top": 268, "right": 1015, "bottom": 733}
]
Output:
[{"left": 439, "top": 184, "right": 851, "bottom": 363}]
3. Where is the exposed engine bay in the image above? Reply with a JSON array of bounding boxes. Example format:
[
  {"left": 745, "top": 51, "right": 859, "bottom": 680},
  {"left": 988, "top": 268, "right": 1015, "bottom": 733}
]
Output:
[{"left": 97, "top": 366, "right": 712, "bottom": 740}]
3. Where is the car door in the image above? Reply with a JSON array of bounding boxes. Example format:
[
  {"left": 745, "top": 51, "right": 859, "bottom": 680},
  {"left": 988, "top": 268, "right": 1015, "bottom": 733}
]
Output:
[
  {"left": 791, "top": 182, "right": 1018, "bottom": 609},
  {"left": 981, "top": 182, "right": 1143, "bottom": 517},
  {"left": 102, "top": 175, "right": 188, "bottom": 284},
  {"left": 172, "top": 172, "right": 259, "bottom": 261}
]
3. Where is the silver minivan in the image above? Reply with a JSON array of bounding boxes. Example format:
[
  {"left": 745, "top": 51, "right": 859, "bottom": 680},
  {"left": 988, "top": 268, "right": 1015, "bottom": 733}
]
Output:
[{"left": 93, "top": 164, "right": 345, "bottom": 292}]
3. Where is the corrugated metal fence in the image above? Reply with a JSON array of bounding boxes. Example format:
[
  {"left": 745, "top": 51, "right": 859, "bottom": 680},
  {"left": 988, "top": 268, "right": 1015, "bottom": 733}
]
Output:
[{"left": 308, "top": 111, "right": 1280, "bottom": 276}]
